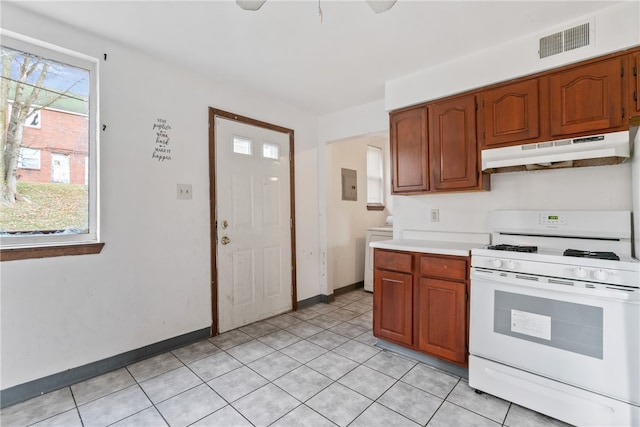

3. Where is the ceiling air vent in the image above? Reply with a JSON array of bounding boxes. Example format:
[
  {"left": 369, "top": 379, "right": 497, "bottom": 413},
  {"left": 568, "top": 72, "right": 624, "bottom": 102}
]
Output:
[{"left": 539, "top": 22, "right": 591, "bottom": 59}]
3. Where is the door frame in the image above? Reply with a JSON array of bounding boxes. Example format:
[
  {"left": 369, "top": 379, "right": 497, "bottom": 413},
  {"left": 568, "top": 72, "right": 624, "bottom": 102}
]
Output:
[{"left": 208, "top": 108, "right": 297, "bottom": 336}]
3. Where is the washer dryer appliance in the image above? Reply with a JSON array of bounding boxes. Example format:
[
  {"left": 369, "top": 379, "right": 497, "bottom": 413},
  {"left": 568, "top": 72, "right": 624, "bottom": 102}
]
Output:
[{"left": 364, "top": 227, "right": 393, "bottom": 292}]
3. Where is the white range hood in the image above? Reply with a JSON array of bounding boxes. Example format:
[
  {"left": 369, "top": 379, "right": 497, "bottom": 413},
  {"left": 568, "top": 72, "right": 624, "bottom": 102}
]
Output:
[{"left": 482, "top": 131, "right": 631, "bottom": 171}]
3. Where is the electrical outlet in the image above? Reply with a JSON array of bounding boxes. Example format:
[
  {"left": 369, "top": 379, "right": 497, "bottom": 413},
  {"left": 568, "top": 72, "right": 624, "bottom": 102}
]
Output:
[
  {"left": 430, "top": 208, "right": 440, "bottom": 222},
  {"left": 177, "top": 183, "right": 192, "bottom": 200}
]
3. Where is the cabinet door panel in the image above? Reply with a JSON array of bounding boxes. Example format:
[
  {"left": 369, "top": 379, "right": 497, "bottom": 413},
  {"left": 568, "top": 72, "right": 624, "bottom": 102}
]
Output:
[
  {"left": 390, "top": 108, "right": 429, "bottom": 193},
  {"left": 417, "top": 278, "right": 466, "bottom": 364},
  {"left": 373, "top": 269, "right": 413, "bottom": 346},
  {"left": 429, "top": 95, "right": 478, "bottom": 191},
  {"left": 632, "top": 53, "right": 640, "bottom": 116},
  {"left": 549, "top": 58, "right": 623, "bottom": 136},
  {"left": 482, "top": 79, "right": 540, "bottom": 147}
]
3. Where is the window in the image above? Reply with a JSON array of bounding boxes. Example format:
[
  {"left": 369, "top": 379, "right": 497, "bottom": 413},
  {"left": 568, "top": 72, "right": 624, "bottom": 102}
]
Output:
[
  {"left": 0, "top": 32, "right": 101, "bottom": 259},
  {"left": 366, "top": 145, "right": 384, "bottom": 210},
  {"left": 17, "top": 147, "right": 41, "bottom": 169},
  {"left": 262, "top": 142, "right": 280, "bottom": 160},
  {"left": 233, "top": 136, "right": 253, "bottom": 155}
]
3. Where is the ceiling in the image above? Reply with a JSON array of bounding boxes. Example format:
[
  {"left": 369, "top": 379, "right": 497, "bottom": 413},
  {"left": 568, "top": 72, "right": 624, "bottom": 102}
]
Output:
[{"left": 6, "top": 0, "right": 624, "bottom": 115}]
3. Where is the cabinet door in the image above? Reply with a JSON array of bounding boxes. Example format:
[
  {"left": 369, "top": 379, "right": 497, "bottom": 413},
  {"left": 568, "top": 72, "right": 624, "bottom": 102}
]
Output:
[
  {"left": 417, "top": 278, "right": 467, "bottom": 364},
  {"left": 631, "top": 53, "right": 640, "bottom": 117},
  {"left": 549, "top": 58, "right": 623, "bottom": 136},
  {"left": 373, "top": 269, "right": 413, "bottom": 346},
  {"left": 390, "top": 107, "right": 429, "bottom": 193},
  {"left": 429, "top": 95, "right": 479, "bottom": 191},
  {"left": 481, "top": 79, "right": 540, "bottom": 147}
]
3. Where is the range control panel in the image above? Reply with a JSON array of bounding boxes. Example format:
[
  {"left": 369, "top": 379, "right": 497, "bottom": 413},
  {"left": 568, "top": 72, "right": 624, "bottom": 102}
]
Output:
[{"left": 539, "top": 214, "right": 567, "bottom": 226}]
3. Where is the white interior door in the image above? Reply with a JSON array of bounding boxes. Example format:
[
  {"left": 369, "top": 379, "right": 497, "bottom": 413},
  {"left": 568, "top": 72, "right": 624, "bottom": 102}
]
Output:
[{"left": 215, "top": 116, "right": 292, "bottom": 333}]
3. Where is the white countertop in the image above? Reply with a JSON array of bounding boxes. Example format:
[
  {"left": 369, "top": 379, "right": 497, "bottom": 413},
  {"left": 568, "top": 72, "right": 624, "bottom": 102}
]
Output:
[{"left": 370, "top": 238, "right": 487, "bottom": 257}]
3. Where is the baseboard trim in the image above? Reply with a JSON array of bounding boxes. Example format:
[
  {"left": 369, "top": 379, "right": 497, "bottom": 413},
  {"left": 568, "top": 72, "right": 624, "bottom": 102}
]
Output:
[
  {"left": 297, "top": 294, "right": 332, "bottom": 309},
  {"left": 334, "top": 281, "right": 364, "bottom": 296},
  {"left": 296, "top": 282, "right": 365, "bottom": 310},
  {"left": 0, "top": 327, "right": 211, "bottom": 409},
  {"left": 376, "top": 339, "right": 469, "bottom": 379}
]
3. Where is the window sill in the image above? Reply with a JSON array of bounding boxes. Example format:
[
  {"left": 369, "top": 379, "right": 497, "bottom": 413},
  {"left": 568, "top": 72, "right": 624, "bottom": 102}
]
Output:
[
  {"left": 0, "top": 242, "right": 105, "bottom": 262},
  {"left": 367, "top": 204, "right": 385, "bottom": 211}
]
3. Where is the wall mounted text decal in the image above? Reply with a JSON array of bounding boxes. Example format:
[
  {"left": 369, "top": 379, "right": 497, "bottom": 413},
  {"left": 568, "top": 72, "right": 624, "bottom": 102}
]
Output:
[{"left": 152, "top": 118, "right": 172, "bottom": 162}]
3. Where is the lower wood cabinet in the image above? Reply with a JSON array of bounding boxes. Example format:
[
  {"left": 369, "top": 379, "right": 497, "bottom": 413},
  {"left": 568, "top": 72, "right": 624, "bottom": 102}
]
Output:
[
  {"left": 373, "top": 249, "right": 470, "bottom": 367},
  {"left": 373, "top": 269, "right": 414, "bottom": 346},
  {"left": 417, "top": 278, "right": 467, "bottom": 364}
]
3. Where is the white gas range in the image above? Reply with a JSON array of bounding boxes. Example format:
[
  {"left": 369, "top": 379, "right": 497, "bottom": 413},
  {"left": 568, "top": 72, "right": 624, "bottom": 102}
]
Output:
[{"left": 469, "top": 210, "right": 639, "bottom": 427}]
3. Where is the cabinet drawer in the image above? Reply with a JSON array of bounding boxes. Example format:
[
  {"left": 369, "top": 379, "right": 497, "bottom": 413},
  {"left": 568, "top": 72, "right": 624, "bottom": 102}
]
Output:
[
  {"left": 374, "top": 249, "right": 412, "bottom": 273},
  {"left": 420, "top": 255, "right": 467, "bottom": 281}
]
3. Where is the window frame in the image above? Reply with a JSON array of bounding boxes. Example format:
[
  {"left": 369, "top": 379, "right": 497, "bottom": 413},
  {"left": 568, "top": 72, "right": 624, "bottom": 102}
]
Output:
[
  {"left": 17, "top": 147, "right": 41, "bottom": 170},
  {"left": 366, "top": 145, "right": 385, "bottom": 211},
  {"left": 0, "top": 31, "right": 102, "bottom": 260}
]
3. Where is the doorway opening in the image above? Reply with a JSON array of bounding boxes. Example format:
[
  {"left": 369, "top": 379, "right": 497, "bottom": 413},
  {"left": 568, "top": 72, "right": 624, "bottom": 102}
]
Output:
[{"left": 208, "top": 108, "right": 297, "bottom": 335}]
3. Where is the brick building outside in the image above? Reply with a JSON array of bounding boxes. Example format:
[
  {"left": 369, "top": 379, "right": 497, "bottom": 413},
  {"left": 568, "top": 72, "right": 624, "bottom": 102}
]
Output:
[{"left": 15, "top": 104, "right": 89, "bottom": 186}]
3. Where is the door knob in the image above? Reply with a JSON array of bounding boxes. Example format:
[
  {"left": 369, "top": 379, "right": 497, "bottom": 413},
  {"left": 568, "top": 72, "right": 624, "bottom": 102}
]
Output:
[
  {"left": 221, "top": 236, "right": 230, "bottom": 245},
  {"left": 221, "top": 220, "right": 228, "bottom": 229}
]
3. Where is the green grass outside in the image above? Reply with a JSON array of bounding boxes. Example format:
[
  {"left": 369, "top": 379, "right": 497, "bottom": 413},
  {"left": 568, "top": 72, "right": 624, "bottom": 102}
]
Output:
[{"left": 0, "top": 182, "right": 88, "bottom": 233}]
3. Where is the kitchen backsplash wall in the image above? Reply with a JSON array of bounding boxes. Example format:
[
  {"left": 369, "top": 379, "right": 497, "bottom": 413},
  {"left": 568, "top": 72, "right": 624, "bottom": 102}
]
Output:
[{"left": 392, "top": 163, "right": 632, "bottom": 239}]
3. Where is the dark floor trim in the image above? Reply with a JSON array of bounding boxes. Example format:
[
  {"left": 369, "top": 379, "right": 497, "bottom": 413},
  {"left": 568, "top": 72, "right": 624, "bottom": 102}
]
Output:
[
  {"left": 297, "top": 293, "right": 332, "bottom": 309},
  {"left": 376, "top": 339, "right": 469, "bottom": 379},
  {"left": 0, "top": 327, "right": 211, "bottom": 409},
  {"left": 334, "top": 281, "right": 364, "bottom": 296},
  {"left": 296, "top": 282, "right": 366, "bottom": 310}
]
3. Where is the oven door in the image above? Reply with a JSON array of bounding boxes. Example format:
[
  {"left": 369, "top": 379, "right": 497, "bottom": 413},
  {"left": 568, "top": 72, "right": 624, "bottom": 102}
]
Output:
[{"left": 469, "top": 267, "right": 640, "bottom": 406}]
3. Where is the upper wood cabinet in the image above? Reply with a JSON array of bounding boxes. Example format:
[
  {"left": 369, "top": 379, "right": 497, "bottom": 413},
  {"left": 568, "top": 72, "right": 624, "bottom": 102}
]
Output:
[
  {"left": 390, "top": 108, "right": 429, "bottom": 194},
  {"left": 549, "top": 57, "right": 624, "bottom": 136},
  {"left": 429, "top": 95, "right": 480, "bottom": 191},
  {"left": 481, "top": 79, "right": 540, "bottom": 147},
  {"left": 631, "top": 52, "right": 640, "bottom": 117}
]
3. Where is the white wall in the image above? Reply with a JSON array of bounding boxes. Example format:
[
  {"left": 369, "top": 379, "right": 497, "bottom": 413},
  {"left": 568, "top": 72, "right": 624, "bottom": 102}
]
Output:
[
  {"left": 317, "top": 100, "right": 389, "bottom": 295},
  {"left": 0, "top": 4, "right": 318, "bottom": 389},
  {"left": 393, "top": 164, "right": 632, "bottom": 238},
  {"left": 326, "top": 135, "right": 391, "bottom": 291},
  {"left": 386, "top": 1, "right": 640, "bottom": 111}
]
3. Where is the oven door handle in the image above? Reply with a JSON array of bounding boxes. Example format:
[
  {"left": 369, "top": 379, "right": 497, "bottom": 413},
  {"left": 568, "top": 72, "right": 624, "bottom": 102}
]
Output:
[{"left": 471, "top": 268, "right": 640, "bottom": 302}]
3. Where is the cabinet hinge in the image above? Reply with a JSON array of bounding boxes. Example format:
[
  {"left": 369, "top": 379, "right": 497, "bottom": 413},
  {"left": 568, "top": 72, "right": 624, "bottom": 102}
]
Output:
[
  {"left": 622, "top": 107, "right": 625, "bottom": 119},
  {"left": 475, "top": 102, "right": 478, "bottom": 111},
  {"left": 634, "top": 65, "right": 638, "bottom": 77},
  {"left": 635, "top": 91, "right": 638, "bottom": 102},
  {"left": 465, "top": 292, "right": 469, "bottom": 302},
  {"left": 621, "top": 67, "right": 625, "bottom": 78}
]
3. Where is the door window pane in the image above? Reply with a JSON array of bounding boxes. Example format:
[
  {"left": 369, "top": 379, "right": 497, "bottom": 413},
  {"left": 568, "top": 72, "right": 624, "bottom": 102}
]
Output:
[
  {"left": 233, "top": 136, "right": 253, "bottom": 155},
  {"left": 262, "top": 142, "right": 280, "bottom": 160}
]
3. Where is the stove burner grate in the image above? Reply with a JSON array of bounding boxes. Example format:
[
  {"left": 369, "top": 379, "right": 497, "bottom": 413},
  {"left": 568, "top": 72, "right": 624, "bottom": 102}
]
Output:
[
  {"left": 487, "top": 244, "right": 538, "bottom": 253},
  {"left": 563, "top": 249, "right": 620, "bottom": 261}
]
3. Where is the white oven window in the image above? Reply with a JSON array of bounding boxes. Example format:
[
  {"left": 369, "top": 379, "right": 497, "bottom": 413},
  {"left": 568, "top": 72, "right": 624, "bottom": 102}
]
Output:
[{"left": 494, "top": 290, "right": 603, "bottom": 359}]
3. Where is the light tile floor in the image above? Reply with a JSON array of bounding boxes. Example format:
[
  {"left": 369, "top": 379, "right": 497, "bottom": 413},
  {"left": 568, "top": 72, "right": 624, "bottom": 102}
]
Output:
[{"left": 1, "top": 289, "right": 572, "bottom": 427}]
